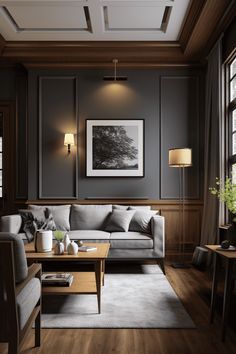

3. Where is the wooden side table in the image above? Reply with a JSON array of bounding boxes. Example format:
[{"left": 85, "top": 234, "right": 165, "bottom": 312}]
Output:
[{"left": 205, "top": 245, "right": 236, "bottom": 341}]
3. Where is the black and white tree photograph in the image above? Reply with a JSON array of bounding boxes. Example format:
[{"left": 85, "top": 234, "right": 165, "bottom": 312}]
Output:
[{"left": 86, "top": 120, "right": 144, "bottom": 177}]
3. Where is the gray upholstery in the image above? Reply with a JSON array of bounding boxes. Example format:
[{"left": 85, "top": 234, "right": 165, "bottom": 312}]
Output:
[
  {"left": 1, "top": 215, "right": 22, "bottom": 234},
  {"left": 104, "top": 210, "right": 135, "bottom": 232},
  {"left": 129, "top": 209, "right": 157, "bottom": 233},
  {"left": 17, "top": 278, "right": 41, "bottom": 330},
  {"left": 68, "top": 230, "right": 110, "bottom": 240},
  {"left": 29, "top": 204, "right": 71, "bottom": 231},
  {"left": 0, "top": 208, "right": 165, "bottom": 260},
  {"left": 110, "top": 232, "right": 153, "bottom": 249},
  {"left": 152, "top": 215, "right": 165, "bottom": 256},
  {"left": 0, "top": 232, "right": 28, "bottom": 283},
  {"left": 71, "top": 204, "right": 112, "bottom": 230}
]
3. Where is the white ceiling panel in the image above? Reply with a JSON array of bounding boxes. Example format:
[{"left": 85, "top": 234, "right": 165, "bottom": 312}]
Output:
[
  {"left": 5, "top": 4, "right": 88, "bottom": 29},
  {"left": 0, "top": 0, "right": 191, "bottom": 41},
  {"left": 105, "top": 6, "right": 165, "bottom": 30}
]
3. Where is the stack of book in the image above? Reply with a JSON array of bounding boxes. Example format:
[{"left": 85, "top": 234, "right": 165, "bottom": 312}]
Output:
[
  {"left": 78, "top": 245, "right": 97, "bottom": 252},
  {"left": 42, "top": 273, "right": 73, "bottom": 287}
]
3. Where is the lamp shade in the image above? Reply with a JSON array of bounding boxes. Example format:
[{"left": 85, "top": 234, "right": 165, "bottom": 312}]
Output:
[
  {"left": 64, "top": 133, "right": 75, "bottom": 146},
  {"left": 169, "top": 148, "right": 192, "bottom": 167}
]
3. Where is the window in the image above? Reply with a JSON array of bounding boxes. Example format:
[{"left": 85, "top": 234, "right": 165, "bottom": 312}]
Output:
[{"left": 228, "top": 57, "right": 236, "bottom": 180}]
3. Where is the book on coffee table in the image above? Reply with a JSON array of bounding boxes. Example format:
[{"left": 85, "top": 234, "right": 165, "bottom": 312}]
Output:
[
  {"left": 78, "top": 246, "right": 97, "bottom": 252},
  {"left": 42, "top": 273, "right": 74, "bottom": 287}
]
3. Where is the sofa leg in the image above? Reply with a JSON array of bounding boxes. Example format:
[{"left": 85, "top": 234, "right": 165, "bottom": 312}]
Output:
[{"left": 159, "top": 259, "right": 165, "bottom": 275}]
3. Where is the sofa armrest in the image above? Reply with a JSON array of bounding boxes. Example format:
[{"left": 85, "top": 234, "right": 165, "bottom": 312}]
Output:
[
  {"left": 1, "top": 215, "right": 22, "bottom": 234},
  {"left": 151, "top": 215, "right": 165, "bottom": 257}
]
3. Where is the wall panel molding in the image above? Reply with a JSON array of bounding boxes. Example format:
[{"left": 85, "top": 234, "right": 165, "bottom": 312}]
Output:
[
  {"left": 38, "top": 76, "right": 78, "bottom": 199},
  {"left": 160, "top": 75, "right": 200, "bottom": 200}
]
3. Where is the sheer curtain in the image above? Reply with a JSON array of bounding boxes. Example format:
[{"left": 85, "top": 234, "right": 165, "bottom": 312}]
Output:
[{"left": 200, "top": 39, "right": 222, "bottom": 246}]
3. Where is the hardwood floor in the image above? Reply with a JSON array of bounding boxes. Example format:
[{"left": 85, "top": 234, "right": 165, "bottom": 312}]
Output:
[{"left": 1, "top": 264, "right": 236, "bottom": 354}]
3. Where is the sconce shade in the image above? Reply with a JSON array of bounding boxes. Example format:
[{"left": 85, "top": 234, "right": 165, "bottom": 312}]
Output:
[
  {"left": 169, "top": 148, "right": 192, "bottom": 167},
  {"left": 64, "top": 133, "right": 75, "bottom": 146}
]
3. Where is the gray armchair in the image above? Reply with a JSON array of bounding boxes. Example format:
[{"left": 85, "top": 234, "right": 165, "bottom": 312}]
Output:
[{"left": 0, "top": 233, "right": 41, "bottom": 354}]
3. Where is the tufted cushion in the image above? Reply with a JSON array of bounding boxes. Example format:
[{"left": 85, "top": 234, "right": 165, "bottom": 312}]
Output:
[
  {"left": 71, "top": 204, "right": 112, "bottom": 230},
  {"left": 0, "top": 232, "right": 28, "bottom": 283}
]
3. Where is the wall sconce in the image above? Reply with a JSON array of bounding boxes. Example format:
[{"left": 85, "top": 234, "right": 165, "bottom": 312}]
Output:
[{"left": 64, "top": 133, "right": 75, "bottom": 153}]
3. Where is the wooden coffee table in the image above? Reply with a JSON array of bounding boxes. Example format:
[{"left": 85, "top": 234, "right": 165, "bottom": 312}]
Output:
[{"left": 24, "top": 242, "right": 110, "bottom": 314}]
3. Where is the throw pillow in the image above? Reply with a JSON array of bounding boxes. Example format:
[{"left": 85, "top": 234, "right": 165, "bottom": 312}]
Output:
[
  {"left": 28, "top": 205, "right": 71, "bottom": 231},
  {"left": 19, "top": 208, "right": 56, "bottom": 243},
  {"left": 128, "top": 208, "right": 157, "bottom": 233},
  {"left": 104, "top": 210, "right": 135, "bottom": 232},
  {"left": 70, "top": 204, "right": 112, "bottom": 230}
]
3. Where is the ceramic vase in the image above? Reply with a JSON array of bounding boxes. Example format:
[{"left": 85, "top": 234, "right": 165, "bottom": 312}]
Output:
[
  {"left": 67, "top": 241, "right": 79, "bottom": 255},
  {"left": 63, "top": 233, "right": 70, "bottom": 251},
  {"left": 34, "top": 230, "right": 53, "bottom": 252},
  {"left": 54, "top": 241, "right": 64, "bottom": 255}
]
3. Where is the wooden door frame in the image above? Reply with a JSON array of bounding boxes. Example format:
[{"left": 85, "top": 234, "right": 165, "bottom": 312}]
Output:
[{"left": 0, "top": 102, "right": 15, "bottom": 215}]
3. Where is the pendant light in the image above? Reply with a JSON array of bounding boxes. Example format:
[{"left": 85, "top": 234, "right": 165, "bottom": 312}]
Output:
[{"left": 103, "top": 59, "right": 127, "bottom": 81}]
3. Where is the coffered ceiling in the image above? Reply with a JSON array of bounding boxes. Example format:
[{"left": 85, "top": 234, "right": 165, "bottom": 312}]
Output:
[
  {"left": 0, "top": 0, "right": 234, "bottom": 66},
  {"left": 0, "top": 0, "right": 191, "bottom": 41}
]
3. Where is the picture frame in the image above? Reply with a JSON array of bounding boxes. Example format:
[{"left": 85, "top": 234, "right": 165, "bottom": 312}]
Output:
[{"left": 86, "top": 119, "right": 144, "bottom": 177}]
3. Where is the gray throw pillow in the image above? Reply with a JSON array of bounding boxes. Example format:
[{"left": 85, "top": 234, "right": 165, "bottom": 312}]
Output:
[
  {"left": 71, "top": 204, "right": 112, "bottom": 230},
  {"left": 104, "top": 210, "right": 135, "bottom": 232},
  {"left": 19, "top": 208, "right": 56, "bottom": 243},
  {"left": 128, "top": 208, "right": 157, "bottom": 233},
  {"left": 29, "top": 205, "right": 71, "bottom": 231}
]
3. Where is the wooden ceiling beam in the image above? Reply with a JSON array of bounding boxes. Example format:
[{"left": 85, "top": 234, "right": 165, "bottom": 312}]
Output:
[
  {"left": 182, "top": 0, "right": 233, "bottom": 58},
  {"left": 1, "top": 41, "right": 195, "bottom": 67}
]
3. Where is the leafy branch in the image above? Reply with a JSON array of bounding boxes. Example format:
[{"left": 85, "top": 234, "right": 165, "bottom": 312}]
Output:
[{"left": 210, "top": 176, "right": 236, "bottom": 220}]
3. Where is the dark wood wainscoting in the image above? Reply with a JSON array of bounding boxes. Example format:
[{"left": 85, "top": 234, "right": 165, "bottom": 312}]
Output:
[{"left": 15, "top": 199, "right": 203, "bottom": 260}]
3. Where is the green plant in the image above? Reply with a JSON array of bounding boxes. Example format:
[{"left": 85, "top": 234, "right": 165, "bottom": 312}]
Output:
[
  {"left": 210, "top": 176, "right": 236, "bottom": 220},
  {"left": 53, "top": 230, "right": 64, "bottom": 242}
]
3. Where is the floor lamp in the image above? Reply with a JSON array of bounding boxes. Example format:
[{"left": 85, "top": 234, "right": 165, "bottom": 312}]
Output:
[{"left": 169, "top": 148, "right": 192, "bottom": 268}]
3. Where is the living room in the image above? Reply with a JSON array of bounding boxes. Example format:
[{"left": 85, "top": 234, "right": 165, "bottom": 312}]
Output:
[{"left": 0, "top": 0, "right": 236, "bottom": 353}]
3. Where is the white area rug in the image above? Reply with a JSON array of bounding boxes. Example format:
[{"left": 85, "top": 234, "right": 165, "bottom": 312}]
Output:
[{"left": 41, "top": 265, "right": 195, "bottom": 328}]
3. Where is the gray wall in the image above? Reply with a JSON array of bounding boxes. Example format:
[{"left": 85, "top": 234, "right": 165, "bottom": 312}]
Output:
[{"left": 26, "top": 68, "right": 204, "bottom": 200}]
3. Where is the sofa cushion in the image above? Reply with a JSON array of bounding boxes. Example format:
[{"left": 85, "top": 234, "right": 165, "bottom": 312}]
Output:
[
  {"left": 70, "top": 204, "right": 112, "bottom": 230},
  {"left": 17, "top": 277, "right": 41, "bottom": 330},
  {"left": 128, "top": 209, "right": 157, "bottom": 233},
  {"left": 19, "top": 208, "right": 56, "bottom": 242},
  {"left": 68, "top": 230, "right": 110, "bottom": 240},
  {"left": 29, "top": 205, "right": 71, "bottom": 231},
  {"left": 104, "top": 210, "right": 135, "bottom": 232},
  {"left": 0, "top": 232, "right": 28, "bottom": 283},
  {"left": 110, "top": 232, "right": 153, "bottom": 249}
]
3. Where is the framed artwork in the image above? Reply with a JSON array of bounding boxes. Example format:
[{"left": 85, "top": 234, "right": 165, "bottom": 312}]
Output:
[{"left": 86, "top": 119, "right": 144, "bottom": 177}]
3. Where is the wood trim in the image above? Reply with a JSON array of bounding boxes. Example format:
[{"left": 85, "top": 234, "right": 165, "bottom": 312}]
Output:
[
  {"left": 179, "top": 0, "right": 206, "bottom": 52},
  {"left": 1, "top": 41, "right": 197, "bottom": 67},
  {"left": 183, "top": 0, "right": 233, "bottom": 58},
  {"left": 24, "top": 199, "right": 203, "bottom": 206},
  {"left": 38, "top": 76, "right": 78, "bottom": 199}
]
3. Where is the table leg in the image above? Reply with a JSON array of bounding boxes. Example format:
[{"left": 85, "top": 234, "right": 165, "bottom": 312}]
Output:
[
  {"left": 222, "top": 259, "right": 233, "bottom": 342},
  {"left": 210, "top": 253, "right": 220, "bottom": 323},
  {"left": 95, "top": 260, "right": 102, "bottom": 314},
  {"left": 102, "top": 259, "right": 105, "bottom": 286}
]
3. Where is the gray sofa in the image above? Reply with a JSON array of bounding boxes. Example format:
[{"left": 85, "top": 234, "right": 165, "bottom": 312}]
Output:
[{"left": 0, "top": 204, "right": 165, "bottom": 271}]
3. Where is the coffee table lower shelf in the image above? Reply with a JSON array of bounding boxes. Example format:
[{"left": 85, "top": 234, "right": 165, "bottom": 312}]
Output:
[{"left": 42, "top": 272, "right": 104, "bottom": 313}]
